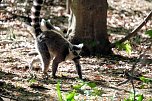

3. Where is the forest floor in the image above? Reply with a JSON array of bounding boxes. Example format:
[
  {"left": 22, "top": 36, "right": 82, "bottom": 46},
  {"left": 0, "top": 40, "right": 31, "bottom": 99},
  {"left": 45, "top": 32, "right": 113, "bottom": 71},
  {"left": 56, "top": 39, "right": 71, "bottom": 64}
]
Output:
[{"left": 0, "top": 0, "right": 152, "bottom": 101}]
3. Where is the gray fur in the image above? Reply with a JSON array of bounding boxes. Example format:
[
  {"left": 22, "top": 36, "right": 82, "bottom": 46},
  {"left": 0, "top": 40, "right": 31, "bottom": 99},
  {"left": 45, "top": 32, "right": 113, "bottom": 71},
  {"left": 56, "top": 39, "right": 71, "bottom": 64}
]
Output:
[
  {"left": 30, "top": 29, "right": 83, "bottom": 79},
  {"left": 40, "top": 19, "right": 64, "bottom": 36}
]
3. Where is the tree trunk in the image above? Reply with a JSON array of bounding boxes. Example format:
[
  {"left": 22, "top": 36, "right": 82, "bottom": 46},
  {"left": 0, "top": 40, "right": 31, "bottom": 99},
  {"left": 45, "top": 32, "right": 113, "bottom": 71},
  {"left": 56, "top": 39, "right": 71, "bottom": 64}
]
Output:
[{"left": 67, "top": 0, "right": 112, "bottom": 56}]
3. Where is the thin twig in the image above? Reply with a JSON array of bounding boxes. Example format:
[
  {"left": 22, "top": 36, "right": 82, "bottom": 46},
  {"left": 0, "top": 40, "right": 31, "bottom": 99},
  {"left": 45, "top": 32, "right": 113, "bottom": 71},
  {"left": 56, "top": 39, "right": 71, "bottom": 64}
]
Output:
[
  {"left": 130, "top": 79, "right": 136, "bottom": 101},
  {"left": 117, "top": 79, "right": 130, "bottom": 86},
  {"left": 111, "top": 11, "right": 152, "bottom": 48},
  {"left": 118, "top": 41, "right": 152, "bottom": 100}
]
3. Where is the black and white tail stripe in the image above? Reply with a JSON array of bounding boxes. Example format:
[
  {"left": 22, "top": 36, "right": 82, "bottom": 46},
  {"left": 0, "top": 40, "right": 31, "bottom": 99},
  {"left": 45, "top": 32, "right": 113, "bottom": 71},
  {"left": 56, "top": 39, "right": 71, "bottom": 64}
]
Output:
[{"left": 31, "top": 0, "right": 43, "bottom": 36}]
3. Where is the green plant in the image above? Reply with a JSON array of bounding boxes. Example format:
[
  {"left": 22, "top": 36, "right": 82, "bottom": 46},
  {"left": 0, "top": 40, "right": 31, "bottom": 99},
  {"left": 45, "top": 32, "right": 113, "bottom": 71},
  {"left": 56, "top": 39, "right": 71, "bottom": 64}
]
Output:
[
  {"left": 73, "top": 82, "right": 84, "bottom": 90},
  {"left": 148, "top": 99, "right": 152, "bottom": 101},
  {"left": 56, "top": 81, "right": 76, "bottom": 101},
  {"left": 140, "top": 77, "right": 152, "bottom": 84},
  {"left": 56, "top": 81, "right": 63, "bottom": 101},
  {"left": 28, "top": 78, "right": 37, "bottom": 84},
  {"left": 116, "top": 40, "right": 132, "bottom": 55},
  {"left": 56, "top": 80, "right": 103, "bottom": 101},
  {"left": 145, "top": 29, "right": 152, "bottom": 38},
  {"left": 124, "top": 93, "right": 144, "bottom": 101},
  {"left": 66, "top": 90, "right": 76, "bottom": 101},
  {"left": 73, "top": 81, "right": 103, "bottom": 96}
]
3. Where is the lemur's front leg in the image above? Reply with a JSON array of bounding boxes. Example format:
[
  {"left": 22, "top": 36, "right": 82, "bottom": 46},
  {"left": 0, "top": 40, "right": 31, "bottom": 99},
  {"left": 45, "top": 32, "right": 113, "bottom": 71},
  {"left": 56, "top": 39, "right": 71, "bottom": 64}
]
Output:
[{"left": 73, "top": 58, "right": 82, "bottom": 79}]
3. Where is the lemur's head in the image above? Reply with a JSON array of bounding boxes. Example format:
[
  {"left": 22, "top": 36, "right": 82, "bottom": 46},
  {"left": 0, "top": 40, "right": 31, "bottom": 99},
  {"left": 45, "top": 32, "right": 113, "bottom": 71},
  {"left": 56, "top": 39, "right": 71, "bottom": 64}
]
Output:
[{"left": 66, "top": 43, "right": 84, "bottom": 60}]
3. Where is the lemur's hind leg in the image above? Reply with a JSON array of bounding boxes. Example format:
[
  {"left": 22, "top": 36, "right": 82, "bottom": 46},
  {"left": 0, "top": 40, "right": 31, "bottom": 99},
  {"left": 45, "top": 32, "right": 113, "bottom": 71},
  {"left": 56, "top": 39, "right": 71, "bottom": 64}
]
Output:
[
  {"left": 37, "top": 41, "right": 51, "bottom": 78},
  {"left": 52, "top": 55, "right": 65, "bottom": 78}
]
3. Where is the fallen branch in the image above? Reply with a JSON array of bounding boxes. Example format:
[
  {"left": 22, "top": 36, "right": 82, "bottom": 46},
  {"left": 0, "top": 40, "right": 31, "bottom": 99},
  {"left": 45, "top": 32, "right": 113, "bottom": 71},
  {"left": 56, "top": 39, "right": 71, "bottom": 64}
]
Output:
[{"left": 110, "top": 11, "right": 152, "bottom": 48}]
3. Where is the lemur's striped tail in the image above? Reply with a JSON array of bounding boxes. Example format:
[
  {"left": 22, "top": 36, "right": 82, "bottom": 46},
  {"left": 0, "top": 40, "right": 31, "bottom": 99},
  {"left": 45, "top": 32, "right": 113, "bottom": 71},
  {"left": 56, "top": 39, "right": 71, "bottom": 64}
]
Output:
[{"left": 31, "top": 0, "right": 43, "bottom": 36}]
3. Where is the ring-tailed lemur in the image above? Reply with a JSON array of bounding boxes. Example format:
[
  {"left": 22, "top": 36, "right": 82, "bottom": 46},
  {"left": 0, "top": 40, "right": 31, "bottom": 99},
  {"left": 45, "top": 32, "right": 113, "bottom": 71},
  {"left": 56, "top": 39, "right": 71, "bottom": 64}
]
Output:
[{"left": 30, "top": 0, "right": 83, "bottom": 79}]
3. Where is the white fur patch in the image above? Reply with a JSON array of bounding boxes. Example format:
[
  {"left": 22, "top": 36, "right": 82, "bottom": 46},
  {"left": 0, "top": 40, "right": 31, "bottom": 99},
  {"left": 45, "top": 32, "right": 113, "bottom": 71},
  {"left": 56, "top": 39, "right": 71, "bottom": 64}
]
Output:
[
  {"left": 75, "top": 43, "right": 84, "bottom": 49},
  {"left": 33, "top": 0, "right": 42, "bottom": 6},
  {"left": 31, "top": 7, "right": 36, "bottom": 12},
  {"left": 40, "top": 19, "right": 48, "bottom": 31},
  {"left": 54, "top": 26, "right": 61, "bottom": 32},
  {"left": 30, "top": 15, "right": 37, "bottom": 19},
  {"left": 40, "top": 19, "right": 62, "bottom": 32}
]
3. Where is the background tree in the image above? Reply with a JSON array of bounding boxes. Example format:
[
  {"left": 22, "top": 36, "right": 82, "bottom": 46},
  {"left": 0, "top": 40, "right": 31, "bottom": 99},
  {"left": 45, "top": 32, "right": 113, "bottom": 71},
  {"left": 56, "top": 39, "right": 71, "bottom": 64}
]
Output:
[{"left": 67, "top": 0, "right": 112, "bottom": 56}]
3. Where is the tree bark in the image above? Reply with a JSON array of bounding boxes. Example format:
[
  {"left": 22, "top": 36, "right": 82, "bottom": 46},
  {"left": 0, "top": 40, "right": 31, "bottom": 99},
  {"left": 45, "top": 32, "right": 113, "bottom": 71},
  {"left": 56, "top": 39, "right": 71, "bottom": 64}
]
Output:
[{"left": 67, "top": 0, "right": 112, "bottom": 56}]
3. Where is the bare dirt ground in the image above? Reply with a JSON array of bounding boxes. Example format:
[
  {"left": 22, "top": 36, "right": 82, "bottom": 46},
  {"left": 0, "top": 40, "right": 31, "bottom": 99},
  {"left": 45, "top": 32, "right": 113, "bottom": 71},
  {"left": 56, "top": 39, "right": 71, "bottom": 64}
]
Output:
[{"left": 0, "top": 0, "right": 152, "bottom": 101}]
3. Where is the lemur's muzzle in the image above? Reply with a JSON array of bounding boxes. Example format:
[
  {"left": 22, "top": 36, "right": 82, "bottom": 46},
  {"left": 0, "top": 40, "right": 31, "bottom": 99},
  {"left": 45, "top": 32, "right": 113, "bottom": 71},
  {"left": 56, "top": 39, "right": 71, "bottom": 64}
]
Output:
[{"left": 73, "top": 55, "right": 81, "bottom": 60}]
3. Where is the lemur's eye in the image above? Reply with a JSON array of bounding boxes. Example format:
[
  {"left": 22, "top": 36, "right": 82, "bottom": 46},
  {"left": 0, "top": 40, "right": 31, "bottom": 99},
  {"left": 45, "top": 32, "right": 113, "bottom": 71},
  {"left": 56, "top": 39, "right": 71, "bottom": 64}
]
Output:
[{"left": 73, "top": 51, "right": 78, "bottom": 56}]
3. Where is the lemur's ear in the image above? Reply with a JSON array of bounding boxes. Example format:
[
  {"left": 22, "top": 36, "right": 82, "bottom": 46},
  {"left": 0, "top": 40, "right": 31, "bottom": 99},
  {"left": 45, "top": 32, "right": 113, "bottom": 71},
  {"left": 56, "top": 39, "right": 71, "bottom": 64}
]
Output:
[
  {"left": 74, "top": 43, "right": 84, "bottom": 49},
  {"left": 77, "top": 43, "right": 84, "bottom": 49}
]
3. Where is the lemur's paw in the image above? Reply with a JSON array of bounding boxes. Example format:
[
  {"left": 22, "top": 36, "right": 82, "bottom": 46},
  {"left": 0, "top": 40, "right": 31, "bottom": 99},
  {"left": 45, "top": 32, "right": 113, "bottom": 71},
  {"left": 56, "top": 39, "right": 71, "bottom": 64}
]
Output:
[
  {"left": 52, "top": 75, "right": 57, "bottom": 79},
  {"left": 42, "top": 73, "right": 49, "bottom": 79}
]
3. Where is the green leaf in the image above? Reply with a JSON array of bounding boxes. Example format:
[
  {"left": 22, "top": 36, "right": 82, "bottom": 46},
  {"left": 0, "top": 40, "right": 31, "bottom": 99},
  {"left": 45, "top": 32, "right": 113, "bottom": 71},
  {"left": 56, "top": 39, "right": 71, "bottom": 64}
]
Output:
[
  {"left": 29, "top": 78, "right": 37, "bottom": 84},
  {"left": 56, "top": 81, "right": 63, "bottom": 101},
  {"left": 86, "top": 82, "right": 96, "bottom": 88},
  {"left": 136, "top": 94, "right": 144, "bottom": 101},
  {"left": 66, "top": 91, "right": 75, "bottom": 101},
  {"left": 73, "top": 83, "right": 84, "bottom": 90},
  {"left": 139, "top": 84, "right": 145, "bottom": 89},
  {"left": 124, "top": 99, "right": 133, "bottom": 101},
  {"left": 116, "top": 41, "right": 132, "bottom": 55},
  {"left": 92, "top": 88, "right": 103, "bottom": 96},
  {"left": 125, "top": 42, "right": 132, "bottom": 55},
  {"left": 115, "top": 41, "right": 122, "bottom": 49},
  {"left": 140, "top": 77, "right": 152, "bottom": 84},
  {"left": 124, "top": 92, "right": 144, "bottom": 101},
  {"left": 140, "top": 77, "right": 146, "bottom": 82},
  {"left": 148, "top": 99, "right": 152, "bottom": 101},
  {"left": 145, "top": 30, "right": 152, "bottom": 38}
]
